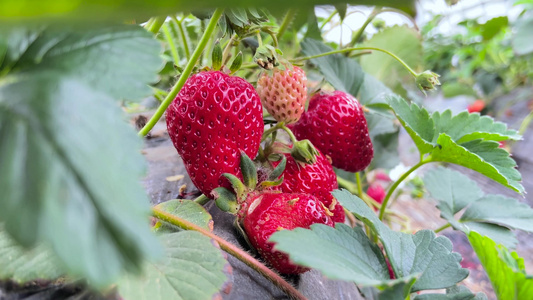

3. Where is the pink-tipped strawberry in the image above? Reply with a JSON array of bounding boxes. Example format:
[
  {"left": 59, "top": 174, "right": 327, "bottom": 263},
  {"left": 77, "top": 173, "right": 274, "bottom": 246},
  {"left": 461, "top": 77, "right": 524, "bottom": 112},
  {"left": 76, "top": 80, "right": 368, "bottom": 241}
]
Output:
[
  {"left": 166, "top": 71, "right": 263, "bottom": 197},
  {"left": 271, "top": 151, "right": 345, "bottom": 223},
  {"left": 256, "top": 65, "right": 307, "bottom": 124},
  {"left": 367, "top": 183, "right": 386, "bottom": 204},
  {"left": 242, "top": 192, "right": 334, "bottom": 274},
  {"left": 290, "top": 91, "right": 373, "bottom": 172}
]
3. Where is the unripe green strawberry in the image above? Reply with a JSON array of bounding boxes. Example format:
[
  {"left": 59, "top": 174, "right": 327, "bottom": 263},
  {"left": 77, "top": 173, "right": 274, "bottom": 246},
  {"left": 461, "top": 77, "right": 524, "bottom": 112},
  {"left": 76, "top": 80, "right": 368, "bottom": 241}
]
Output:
[{"left": 256, "top": 66, "right": 307, "bottom": 124}]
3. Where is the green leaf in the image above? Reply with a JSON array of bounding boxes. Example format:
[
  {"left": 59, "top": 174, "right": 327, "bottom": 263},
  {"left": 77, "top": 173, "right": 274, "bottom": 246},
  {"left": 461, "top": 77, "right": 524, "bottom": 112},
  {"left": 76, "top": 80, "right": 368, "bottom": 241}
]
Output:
[
  {"left": 378, "top": 276, "right": 418, "bottom": 300},
  {"left": 304, "top": 10, "right": 322, "bottom": 40},
  {"left": 424, "top": 166, "right": 483, "bottom": 214},
  {"left": 0, "top": 226, "right": 64, "bottom": 283},
  {"left": 370, "top": 131, "right": 400, "bottom": 170},
  {"left": 154, "top": 199, "right": 214, "bottom": 232},
  {"left": 464, "top": 222, "right": 517, "bottom": 249},
  {"left": 441, "top": 82, "right": 477, "bottom": 98},
  {"left": 479, "top": 16, "right": 508, "bottom": 41},
  {"left": 335, "top": 4, "right": 348, "bottom": 21},
  {"left": 460, "top": 195, "right": 533, "bottom": 232},
  {"left": 360, "top": 26, "right": 422, "bottom": 84},
  {"left": 118, "top": 231, "right": 232, "bottom": 300},
  {"left": 335, "top": 189, "right": 468, "bottom": 292},
  {"left": 301, "top": 38, "right": 364, "bottom": 96},
  {"left": 0, "top": 26, "right": 163, "bottom": 287},
  {"left": 358, "top": 72, "right": 395, "bottom": 107},
  {"left": 414, "top": 285, "right": 488, "bottom": 300},
  {"left": 389, "top": 96, "right": 523, "bottom": 193},
  {"left": 468, "top": 231, "right": 533, "bottom": 300},
  {"left": 513, "top": 12, "right": 533, "bottom": 55},
  {"left": 271, "top": 223, "right": 390, "bottom": 285}
]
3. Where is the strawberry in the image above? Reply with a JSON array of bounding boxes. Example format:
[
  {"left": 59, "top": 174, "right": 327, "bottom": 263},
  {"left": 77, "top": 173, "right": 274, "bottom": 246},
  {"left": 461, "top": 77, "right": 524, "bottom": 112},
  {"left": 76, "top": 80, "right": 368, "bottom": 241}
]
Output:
[
  {"left": 290, "top": 91, "right": 373, "bottom": 172},
  {"left": 166, "top": 71, "right": 263, "bottom": 197},
  {"left": 467, "top": 99, "right": 485, "bottom": 113},
  {"left": 242, "top": 192, "right": 334, "bottom": 274},
  {"left": 256, "top": 66, "right": 307, "bottom": 124},
  {"left": 271, "top": 151, "right": 345, "bottom": 223},
  {"left": 367, "top": 183, "right": 386, "bottom": 204}
]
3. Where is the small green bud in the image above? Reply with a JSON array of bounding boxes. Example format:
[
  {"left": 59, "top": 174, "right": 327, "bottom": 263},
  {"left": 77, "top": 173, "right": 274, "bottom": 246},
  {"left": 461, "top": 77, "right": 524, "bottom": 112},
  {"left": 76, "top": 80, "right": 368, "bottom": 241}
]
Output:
[
  {"left": 254, "top": 45, "right": 279, "bottom": 70},
  {"left": 416, "top": 70, "right": 441, "bottom": 95},
  {"left": 229, "top": 52, "right": 243, "bottom": 74},
  {"left": 291, "top": 140, "right": 320, "bottom": 164}
]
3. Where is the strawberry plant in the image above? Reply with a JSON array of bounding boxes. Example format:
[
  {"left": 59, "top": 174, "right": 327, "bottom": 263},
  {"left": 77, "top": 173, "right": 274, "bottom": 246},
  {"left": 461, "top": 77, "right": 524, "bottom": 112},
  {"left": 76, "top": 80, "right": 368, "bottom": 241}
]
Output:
[{"left": 1, "top": 1, "right": 532, "bottom": 300}]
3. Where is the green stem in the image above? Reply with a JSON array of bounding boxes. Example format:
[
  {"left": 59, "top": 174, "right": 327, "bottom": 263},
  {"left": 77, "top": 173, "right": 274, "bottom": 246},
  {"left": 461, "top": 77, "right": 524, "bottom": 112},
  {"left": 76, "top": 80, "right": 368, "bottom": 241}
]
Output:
[
  {"left": 291, "top": 46, "right": 418, "bottom": 77},
  {"left": 152, "top": 207, "right": 307, "bottom": 300},
  {"left": 222, "top": 34, "right": 237, "bottom": 66},
  {"left": 378, "top": 159, "right": 429, "bottom": 220},
  {"left": 347, "top": 7, "right": 381, "bottom": 48},
  {"left": 319, "top": 10, "right": 338, "bottom": 30},
  {"left": 277, "top": 9, "right": 296, "bottom": 39},
  {"left": 162, "top": 23, "right": 180, "bottom": 64},
  {"left": 434, "top": 223, "right": 451, "bottom": 233},
  {"left": 174, "top": 15, "right": 191, "bottom": 61},
  {"left": 193, "top": 194, "right": 210, "bottom": 205},
  {"left": 147, "top": 16, "right": 166, "bottom": 35},
  {"left": 144, "top": 17, "right": 155, "bottom": 29},
  {"left": 139, "top": 8, "right": 224, "bottom": 137},
  {"left": 337, "top": 176, "right": 358, "bottom": 194},
  {"left": 280, "top": 124, "right": 298, "bottom": 144},
  {"left": 355, "top": 172, "right": 363, "bottom": 198},
  {"left": 519, "top": 110, "right": 533, "bottom": 136},
  {"left": 261, "top": 123, "right": 283, "bottom": 142}
]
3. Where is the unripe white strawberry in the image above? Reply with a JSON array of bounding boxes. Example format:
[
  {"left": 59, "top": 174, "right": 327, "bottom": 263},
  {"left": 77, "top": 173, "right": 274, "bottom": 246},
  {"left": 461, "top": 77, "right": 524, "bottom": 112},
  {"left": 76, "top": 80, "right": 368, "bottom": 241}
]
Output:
[{"left": 256, "top": 66, "right": 307, "bottom": 124}]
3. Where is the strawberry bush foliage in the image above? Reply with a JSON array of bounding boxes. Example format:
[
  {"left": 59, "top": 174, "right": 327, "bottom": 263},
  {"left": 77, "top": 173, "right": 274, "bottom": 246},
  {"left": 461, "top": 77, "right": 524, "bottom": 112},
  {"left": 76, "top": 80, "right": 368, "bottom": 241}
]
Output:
[{"left": 1, "top": 1, "right": 532, "bottom": 299}]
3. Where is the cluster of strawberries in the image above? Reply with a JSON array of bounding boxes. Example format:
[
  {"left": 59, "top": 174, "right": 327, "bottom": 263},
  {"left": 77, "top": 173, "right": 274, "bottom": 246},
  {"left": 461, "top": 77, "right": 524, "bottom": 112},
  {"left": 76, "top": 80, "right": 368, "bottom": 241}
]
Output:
[{"left": 166, "top": 65, "right": 373, "bottom": 274}]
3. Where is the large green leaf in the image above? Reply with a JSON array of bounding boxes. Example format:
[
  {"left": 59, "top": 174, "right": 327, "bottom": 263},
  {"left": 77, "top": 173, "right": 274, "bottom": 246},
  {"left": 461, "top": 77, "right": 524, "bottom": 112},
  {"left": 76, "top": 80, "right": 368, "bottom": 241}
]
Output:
[
  {"left": 360, "top": 26, "right": 422, "bottom": 84},
  {"left": 414, "top": 285, "right": 487, "bottom": 300},
  {"left": 389, "top": 96, "right": 523, "bottom": 193},
  {"left": 358, "top": 72, "right": 395, "bottom": 107},
  {"left": 154, "top": 199, "right": 214, "bottom": 232},
  {"left": 300, "top": 38, "right": 364, "bottom": 96},
  {"left": 335, "top": 190, "right": 468, "bottom": 292},
  {"left": 0, "top": 226, "right": 64, "bottom": 283},
  {"left": 118, "top": 231, "right": 232, "bottom": 300},
  {"left": 270, "top": 223, "right": 390, "bottom": 286},
  {"left": 479, "top": 16, "right": 508, "bottom": 41},
  {"left": 0, "top": 1, "right": 416, "bottom": 22},
  {"left": 468, "top": 231, "right": 533, "bottom": 300},
  {"left": 0, "top": 25, "right": 162, "bottom": 286}
]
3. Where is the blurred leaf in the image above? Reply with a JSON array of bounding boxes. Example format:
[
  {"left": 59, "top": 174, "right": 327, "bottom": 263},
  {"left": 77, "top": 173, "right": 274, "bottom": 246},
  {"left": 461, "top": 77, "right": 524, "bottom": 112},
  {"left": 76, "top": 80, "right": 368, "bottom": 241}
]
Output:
[
  {"left": 305, "top": 10, "right": 322, "bottom": 40},
  {"left": 441, "top": 82, "right": 477, "bottom": 98},
  {"left": 513, "top": 12, "right": 533, "bottom": 55},
  {"left": 468, "top": 231, "right": 533, "bottom": 300},
  {"left": 479, "top": 16, "right": 508, "bottom": 41},
  {"left": 359, "top": 73, "right": 395, "bottom": 107},
  {"left": 335, "top": 4, "right": 348, "bottom": 21},
  {"left": 0, "top": 1, "right": 416, "bottom": 22},
  {"left": 370, "top": 132, "right": 400, "bottom": 170},
  {"left": 0, "top": 25, "right": 162, "bottom": 286},
  {"left": 336, "top": 190, "right": 468, "bottom": 292},
  {"left": 414, "top": 285, "right": 488, "bottom": 300},
  {"left": 118, "top": 231, "right": 232, "bottom": 300},
  {"left": 360, "top": 26, "right": 422, "bottom": 86},
  {"left": 301, "top": 38, "right": 364, "bottom": 96},
  {"left": 0, "top": 226, "right": 64, "bottom": 283},
  {"left": 366, "top": 111, "right": 396, "bottom": 138},
  {"left": 154, "top": 199, "right": 214, "bottom": 233}
]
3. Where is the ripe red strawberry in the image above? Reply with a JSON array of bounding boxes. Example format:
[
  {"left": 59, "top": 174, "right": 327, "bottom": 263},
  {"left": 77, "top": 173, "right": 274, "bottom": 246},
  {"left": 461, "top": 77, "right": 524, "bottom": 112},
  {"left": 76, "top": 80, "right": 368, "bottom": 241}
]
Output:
[
  {"left": 290, "top": 91, "right": 373, "bottom": 172},
  {"left": 367, "top": 183, "right": 386, "bottom": 204},
  {"left": 271, "top": 152, "right": 345, "bottom": 223},
  {"left": 256, "top": 66, "right": 307, "bottom": 124},
  {"left": 166, "top": 71, "right": 263, "bottom": 197},
  {"left": 467, "top": 99, "right": 485, "bottom": 113},
  {"left": 241, "top": 192, "right": 334, "bottom": 274}
]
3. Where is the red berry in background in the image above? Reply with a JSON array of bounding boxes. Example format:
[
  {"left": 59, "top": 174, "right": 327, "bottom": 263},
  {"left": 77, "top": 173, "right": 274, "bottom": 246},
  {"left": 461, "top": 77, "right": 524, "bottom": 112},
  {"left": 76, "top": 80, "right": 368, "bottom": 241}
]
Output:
[
  {"left": 367, "top": 183, "right": 386, "bottom": 204},
  {"left": 256, "top": 66, "right": 307, "bottom": 124},
  {"left": 291, "top": 91, "right": 373, "bottom": 172},
  {"left": 374, "top": 170, "right": 391, "bottom": 182},
  {"left": 467, "top": 99, "right": 485, "bottom": 113},
  {"left": 166, "top": 71, "right": 263, "bottom": 197},
  {"left": 241, "top": 192, "right": 334, "bottom": 274},
  {"left": 272, "top": 151, "right": 345, "bottom": 223}
]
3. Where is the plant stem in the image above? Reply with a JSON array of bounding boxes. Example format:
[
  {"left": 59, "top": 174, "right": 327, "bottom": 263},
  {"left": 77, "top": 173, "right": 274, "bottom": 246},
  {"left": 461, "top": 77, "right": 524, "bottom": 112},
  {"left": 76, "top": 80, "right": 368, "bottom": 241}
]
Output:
[
  {"left": 261, "top": 123, "right": 282, "bottom": 142},
  {"left": 291, "top": 46, "right": 417, "bottom": 77},
  {"left": 144, "top": 17, "right": 155, "bottom": 29},
  {"left": 347, "top": 7, "right": 381, "bottom": 48},
  {"left": 355, "top": 173, "right": 363, "bottom": 198},
  {"left": 152, "top": 207, "right": 307, "bottom": 300},
  {"left": 193, "top": 194, "right": 210, "bottom": 205},
  {"left": 337, "top": 176, "right": 358, "bottom": 194},
  {"left": 162, "top": 23, "right": 180, "bottom": 64},
  {"left": 378, "top": 159, "right": 428, "bottom": 220},
  {"left": 434, "top": 223, "right": 451, "bottom": 233},
  {"left": 147, "top": 16, "right": 166, "bottom": 35},
  {"left": 173, "top": 15, "right": 191, "bottom": 61},
  {"left": 319, "top": 10, "right": 338, "bottom": 30},
  {"left": 139, "top": 8, "right": 224, "bottom": 137},
  {"left": 277, "top": 9, "right": 296, "bottom": 39},
  {"left": 222, "top": 34, "right": 237, "bottom": 66},
  {"left": 519, "top": 110, "right": 533, "bottom": 136},
  {"left": 280, "top": 124, "right": 298, "bottom": 144}
]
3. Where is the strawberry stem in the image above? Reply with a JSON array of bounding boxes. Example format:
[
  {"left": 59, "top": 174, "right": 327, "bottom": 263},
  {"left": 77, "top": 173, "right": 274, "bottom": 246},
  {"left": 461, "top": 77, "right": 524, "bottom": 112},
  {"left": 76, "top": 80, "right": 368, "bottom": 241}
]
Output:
[
  {"left": 139, "top": 8, "right": 224, "bottom": 137},
  {"left": 434, "top": 223, "right": 451, "bottom": 233},
  {"left": 152, "top": 207, "right": 308, "bottom": 300},
  {"left": 147, "top": 16, "right": 166, "bottom": 34},
  {"left": 193, "top": 194, "right": 210, "bottom": 205},
  {"left": 173, "top": 15, "right": 192, "bottom": 61},
  {"left": 355, "top": 172, "right": 363, "bottom": 198},
  {"left": 347, "top": 7, "right": 381, "bottom": 47},
  {"left": 277, "top": 9, "right": 296, "bottom": 39},
  {"left": 162, "top": 23, "right": 180, "bottom": 65},
  {"left": 378, "top": 159, "right": 429, "bottom": 220}
]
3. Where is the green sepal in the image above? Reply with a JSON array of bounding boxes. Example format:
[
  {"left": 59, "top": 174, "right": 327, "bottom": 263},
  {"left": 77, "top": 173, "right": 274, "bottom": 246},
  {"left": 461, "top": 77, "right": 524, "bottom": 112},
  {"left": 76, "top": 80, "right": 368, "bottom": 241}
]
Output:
[
  {"left": 233, "top": 219, "right": 257, "bottom": 255},
  {"left": 415, "top": 70, "right": 441, "bottom": 95},
  {"left": 268, "top": 155, "right": 286, "bottom": 181},
  {"left": 222, "top": 173, "right": 246, "bottom": 201},
  {"left": 259, "top": 176, "right": 284, "bottom": 189},
  {"left": 212, "top": 187, "right": 239, "bottom": 214},
  {"left": 291, "top": 139, "right": 320, "bottom": 164},
  {"left": 229, "top": 51, "right": 243, "bottom": 74},
  {"left": 240, "top": 151, "right": 258, "bottom": 190},
  {"left": 254, "top": 45, "right": 279, "bottom": 70},
  {"left": 212, "top": 40, "right": 223, "bottom": 71}
]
